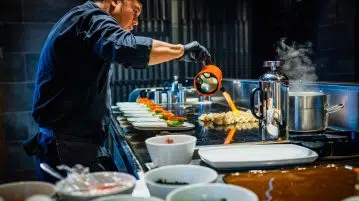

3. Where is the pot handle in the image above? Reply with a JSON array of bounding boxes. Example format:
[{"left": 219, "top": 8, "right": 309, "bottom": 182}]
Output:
[
  {"left": 326, "top": 104, "right": 344, "bottom": 114},
  {"left": 250, "top": 88, "right": 263, "bottom": 119}
]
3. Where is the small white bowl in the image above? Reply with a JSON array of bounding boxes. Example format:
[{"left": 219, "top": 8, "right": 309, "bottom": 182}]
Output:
[
  {"left": 145, "top": 135, "right": 197, "bottom": 167},
  {"left": 166, "top": 183, "right": 258, "bottom": 201},
  {"left": 343, "top": 196, "right": 359, "bottom": 201},
  {"left": 0, "top": 181, "right": 56, "bottom": 201},
  {"left": 92, "top": 195, "right": 164, "bottom": 201},
  {"left": 145, "top": 165, "right": 218, "bottom": 199}
]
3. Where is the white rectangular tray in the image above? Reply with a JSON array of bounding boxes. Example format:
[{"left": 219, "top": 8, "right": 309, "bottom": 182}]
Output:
[
  {"left": 131, "top": 122, "right": 195, "bottom": 131},
  {"left": 198, "top": 144, "right": 318, "bottom": 169}
]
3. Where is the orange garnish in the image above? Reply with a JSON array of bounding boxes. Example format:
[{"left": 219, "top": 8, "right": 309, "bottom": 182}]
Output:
[
  {"left": 168, "top": 116, "right": 187, "bottom": 122},
  {"left": 166, "top": 138, "right": 174, "bottom": 144}
]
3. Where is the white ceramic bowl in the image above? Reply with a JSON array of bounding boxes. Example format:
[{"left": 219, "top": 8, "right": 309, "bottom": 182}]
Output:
[
  {"left": 145, "top": 135, "right": 197, "bottom": 167},
  {"left": 0, "top": 181, "right": 56, "bottom": 201},
  {"left": 145, "top": 165, "right": 218, "bottom": 199},
  {"left": 56, "top": 172, "right": 136, "bottom": 201},
  {"left": 92, "top": 195, "right": 164, "bottom": 201},
  {"left": 166, "top": 183, "right": 258, "bottom": 201},
  {"left": 343, "top": 196, "right": 359, "bottom": 201}
]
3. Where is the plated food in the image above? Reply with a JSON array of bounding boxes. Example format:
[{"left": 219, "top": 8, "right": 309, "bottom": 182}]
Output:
[
  {"left": 138, "top": 98, "right": 188, "bottom": 127},
  {"left": 199, "top": 121, "right": 258, "bottom": 131},
  {"left": 199, "top": 110, "right": 258, "bottom": 125},
  {"left": 116, "top": 99, "right": 192, "bottom": 130}
]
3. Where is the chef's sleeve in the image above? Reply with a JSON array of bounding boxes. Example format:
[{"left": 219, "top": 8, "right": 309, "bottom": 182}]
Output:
[{"left": 79, "top": 11, "right": 153, "bottom": 69}]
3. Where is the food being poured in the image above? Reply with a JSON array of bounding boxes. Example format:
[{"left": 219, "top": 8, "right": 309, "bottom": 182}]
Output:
[{"left": 199, "top": 111, "right": 258, "bottom": 125}]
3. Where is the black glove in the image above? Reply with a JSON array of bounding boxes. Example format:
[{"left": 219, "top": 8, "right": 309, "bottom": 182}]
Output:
[{"left": 180, "top": 41, "right": 212, "bottom": 64}]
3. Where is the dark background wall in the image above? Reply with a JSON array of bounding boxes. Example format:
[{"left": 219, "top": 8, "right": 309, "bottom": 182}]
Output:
[
  {"left": 0, "top": 0, "right": 84, "bottom": 183},
  {"left": 0, "top": 0, "right": 357, "bottom": 183},
  {"left": 251, "top": 0, "right": 358, "bottom": 82}
]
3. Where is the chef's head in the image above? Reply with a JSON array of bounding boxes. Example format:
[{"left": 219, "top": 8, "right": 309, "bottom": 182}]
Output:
[{"left": 92, "top": 0, "right": 142, "bottom": 32}]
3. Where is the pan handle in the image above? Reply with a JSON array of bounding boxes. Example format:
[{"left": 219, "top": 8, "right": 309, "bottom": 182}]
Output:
[
  {"left": 250, "top": 88, "right": 263, "bottom": 119},
  {"left": 326, "top": 104, "right": 344, "bottom": 114}
]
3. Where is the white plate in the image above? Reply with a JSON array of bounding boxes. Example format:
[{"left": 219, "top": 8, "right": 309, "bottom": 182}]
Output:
[
  {"left": 127, "top": 117, "right": 163, "bottom": 123},
  {"left": 198, "top": 144, "right": 318, "bottom": 169},
  {"left": 118, "top": 105, "right": 148, "bottom": 110},
  {"left": 132, "top": 122, "right": 195, "bottom": 131},
  {"left": 123, "top": 113, "right": 157, "bottom": 118},
  {"left": 117, "top": 102, "right": 145, "bottom": 107},
  {"left": 119, "top": 108, "right": 150, "bottom": 112},
  {"left": 122, "top": 111, "right": 153, "bottom": 115}
]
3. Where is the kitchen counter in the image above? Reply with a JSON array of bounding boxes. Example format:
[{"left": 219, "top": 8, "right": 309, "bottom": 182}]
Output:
[{"left": 108, "top": 102, "right": 359, "bottom": 177}]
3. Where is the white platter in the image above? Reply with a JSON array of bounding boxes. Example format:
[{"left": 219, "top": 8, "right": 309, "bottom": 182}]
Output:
[
  {"left": 132, "top": 122, "right": 195, "bottom": 131},
  {"left": 122, "top": 111, "right": 153, "bottom": 115},
  {"left": 127, "top": 117, "right": 164, "bottom": 123},
  {"left": 198, "top": 144, "right": 318, "bottom": 169},
  {"left": 119, "top": 108, "right": 150, "bottom": 112},
  {"left": 123, "top": 113, "right": 156, "bottom": 118}
]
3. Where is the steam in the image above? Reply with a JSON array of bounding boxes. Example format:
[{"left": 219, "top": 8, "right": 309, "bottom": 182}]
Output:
[{"left": 276, "top": 38, "right": 318, "bottom": 92}]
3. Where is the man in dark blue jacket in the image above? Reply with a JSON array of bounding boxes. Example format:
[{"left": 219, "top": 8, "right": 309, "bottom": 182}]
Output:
[{"left": 23, "top": 0, "right": 211, "bottom": 182}]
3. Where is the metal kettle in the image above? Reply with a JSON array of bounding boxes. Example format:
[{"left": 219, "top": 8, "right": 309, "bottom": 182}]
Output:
[{"left": 250, "top": 61, "right": 289, "bottom": 141}]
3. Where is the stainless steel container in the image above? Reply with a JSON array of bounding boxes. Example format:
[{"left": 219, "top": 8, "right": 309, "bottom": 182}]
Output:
[
  {"left": 154, "top": 90, "right": 162, "bottom": 104},
  {"left": 250, "top": 61, "right": 289, "bottom": 141},
  {"left": 289, "top": 92, "right": 344, "bottom": 132}
]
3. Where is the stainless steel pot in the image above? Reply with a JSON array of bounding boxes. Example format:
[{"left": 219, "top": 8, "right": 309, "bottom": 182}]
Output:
[{"left": 289, "top": 92, "right": 344, "bottom": 132}]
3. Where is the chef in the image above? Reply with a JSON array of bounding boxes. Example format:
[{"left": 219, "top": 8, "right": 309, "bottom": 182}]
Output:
[{"left": 23, "top": 0, "right": 211, "bottom": 182}]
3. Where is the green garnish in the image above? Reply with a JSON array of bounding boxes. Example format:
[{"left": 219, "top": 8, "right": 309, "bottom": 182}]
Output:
[{"left": 167, "top": 120, "right": 184, "bottom": 127}]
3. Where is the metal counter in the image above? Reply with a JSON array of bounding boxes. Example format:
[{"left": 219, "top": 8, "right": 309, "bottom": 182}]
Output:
[{"left": 109, "top": 102, "right": 359, "bottom": 178}]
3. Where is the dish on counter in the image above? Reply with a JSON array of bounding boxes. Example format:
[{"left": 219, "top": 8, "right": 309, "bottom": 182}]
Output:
[
  {"left": 145, "top": 135, "right": 197, "bottom": 167},
  {"left": 92, "top": 195, "right": 165, "bottom": 201},
  {"left": 144, "top": 165, "right": 218, "bottom": 199},
  {"left": 132, "top": 122, "right": 195, "bottom": 131},
  {"left": 166, "top": 183, "right": 258, "bottom": 201},
  {"left": 123, "top": 113, "right": 156, "bottom": 118},
  {"left": 198, "top": 111, "right": 258, "bottom": 125},
  {"left": 198, "top": 144, "right": 318, "bottom": 169},
  {"left": 223, "top": 164, "right": 358, "bottom": 201},
  {"left": 126, "top": 117, "right": 165, "bottom": 123},
  {"left": 199, "top": 121, "right": 258, "bottom": 131},
  {"left": 56, "top": 172, "right": 136, "bottom": 200},
  {"left": 0, "top": 181, "right": 56, "bottom": 201}
]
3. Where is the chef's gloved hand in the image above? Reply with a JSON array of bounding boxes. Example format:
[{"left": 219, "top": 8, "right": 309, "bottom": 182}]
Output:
[{"left": 180, "top": 41, "right": 212, "bottom": 64}]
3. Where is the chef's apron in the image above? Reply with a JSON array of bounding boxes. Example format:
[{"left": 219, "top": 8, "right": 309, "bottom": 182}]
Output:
[{"left": 24, "top": 64, "right": 116, "bottom": 183}]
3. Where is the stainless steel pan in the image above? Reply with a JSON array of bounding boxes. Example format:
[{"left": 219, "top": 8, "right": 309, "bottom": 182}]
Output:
[{"left": 289, "top": 92, "right": 344, "bottom": 132}]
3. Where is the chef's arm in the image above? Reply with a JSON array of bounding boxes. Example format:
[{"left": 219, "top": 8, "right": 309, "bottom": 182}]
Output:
[
  {"left": 80, "top": 12, "right": 210, "bottom": 68},
  {"left": 148, "top": 40, "right": 184, "bottom": 66}
]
